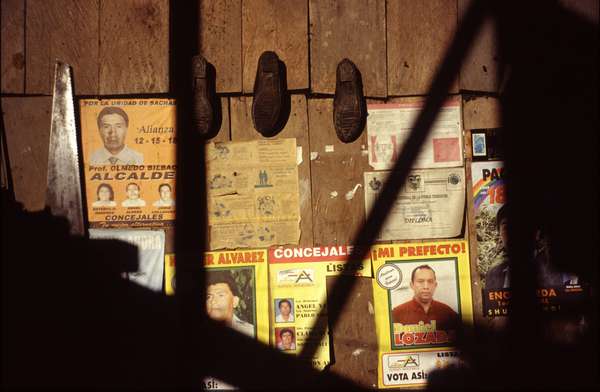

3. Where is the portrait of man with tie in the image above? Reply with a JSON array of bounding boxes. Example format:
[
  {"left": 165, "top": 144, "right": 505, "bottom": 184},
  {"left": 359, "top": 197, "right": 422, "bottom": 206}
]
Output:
[{"left": 89, "top": 106, "right": 144, "bottom": 166}]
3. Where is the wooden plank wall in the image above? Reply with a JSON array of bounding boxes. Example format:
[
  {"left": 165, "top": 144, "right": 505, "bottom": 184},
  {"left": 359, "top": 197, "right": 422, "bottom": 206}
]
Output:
[{"left": 2, "top": 0, "right": 597, "bottom": 388}]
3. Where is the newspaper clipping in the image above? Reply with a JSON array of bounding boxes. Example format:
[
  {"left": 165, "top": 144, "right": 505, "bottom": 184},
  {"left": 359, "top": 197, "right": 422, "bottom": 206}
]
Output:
[
  {"left": 371, "top": 241, "right": 473, "bottom": 389},
  {"left": 80, "top": 98, "right": 176, "bottom": 228},
  {"left": 268, "top": 246, "right": 372, "bottom": 370},
  {"left": 367, "top": 97, "right": 463, "bottom": 170},
  {"left": 364, "top": 168, "right": 465, "bottom": 240},
  {"left": 206, "top": 139, "right": 301, "bottom": 250}
]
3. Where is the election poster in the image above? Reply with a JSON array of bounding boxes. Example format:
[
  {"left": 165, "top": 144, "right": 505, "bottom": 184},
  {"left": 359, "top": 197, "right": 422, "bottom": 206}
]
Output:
[
  {"left": 206, "top": 139, "right": 301, "bottom": 250},
  {"left": 89, "top": 228, "right": 165, "bottom": 292},
  {"left": 268, "top": 245, "right": 372, "bottom": 370},
  {"left": 364, "top": 167, "right": 465, "bottom": 240},
  {"left": 367, "top": 97, "right": 463, "bottom": 170},
  {"left": 164, "top": 249, "right": 269, "bottom": 390},
  {"left": 471, "top": 161, "right": 587, "bottom": 320},
  {"left": 371, "top": 241, "right": 473, "bottom": 389},
  {"left": 80, "top": 98, "right": 176, "bottom": 228}
]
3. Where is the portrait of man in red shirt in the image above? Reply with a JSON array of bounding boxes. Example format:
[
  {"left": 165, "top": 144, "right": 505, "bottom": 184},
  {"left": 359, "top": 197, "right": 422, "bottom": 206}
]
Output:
[{"left": 391, "top": 264, "right": 459, "bottom": 332}]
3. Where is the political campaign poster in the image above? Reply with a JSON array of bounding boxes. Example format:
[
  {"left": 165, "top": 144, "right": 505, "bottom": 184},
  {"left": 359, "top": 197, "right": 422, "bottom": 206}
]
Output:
[
  {"left": 89, "top": 228, "right": 164, "bottom": 292},
  {"left": 162, "top": 249, "right": 269, "bottom": 390},
  {"left": 367, "top": 97, "right": 463, "bottom": 170},
  {"left": 371, "top": 241, "right": 473, "bottom": 389},
  {"left": 80, "top": 98, "right": 176, "bottom": 228},
  {"left": 206, "top": 139, "right": 301, "bottom": 250},
  {"left": 268, "top": 245, "right": 372, "bottom": 370},
  {"left": 364, "top": 167, "right": 465, "bottom": 240},
  {"left": 471, "top": 161, "right": 587, "bottom": 320}
]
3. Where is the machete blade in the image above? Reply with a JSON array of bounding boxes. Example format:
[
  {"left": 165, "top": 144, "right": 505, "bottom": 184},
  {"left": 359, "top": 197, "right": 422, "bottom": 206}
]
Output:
[{"left": 46, "top": 61, "right": 85, "bottom": 236}]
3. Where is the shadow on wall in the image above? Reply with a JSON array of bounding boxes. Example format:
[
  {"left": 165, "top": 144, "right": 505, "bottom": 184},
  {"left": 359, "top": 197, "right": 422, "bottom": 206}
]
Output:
[{"left": 1, "top": 0, "right": 598, "bottom": 390}]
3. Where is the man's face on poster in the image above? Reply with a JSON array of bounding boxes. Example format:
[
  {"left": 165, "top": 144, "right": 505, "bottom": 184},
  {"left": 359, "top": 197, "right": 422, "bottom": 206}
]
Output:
[
  {"left": 126, "top": 184, "right": 140, "bottom": 200},
  {"left": 99, "top": 113, "right": 128, "bottom": 154},
  {"left": 159, "top": 185, "right": 171, "bottom": 201},
  {"left": 410, "top": 268, "right": 437, "bottom": 303},
  {"left": 279, "top": 301, "right": 291, "bottom": 317},
  {"left": 281, "top": 331, "right": 293, "bottom": 348},
  {"left": 206, "top": 283, "right": 239, "bottom": 324}
]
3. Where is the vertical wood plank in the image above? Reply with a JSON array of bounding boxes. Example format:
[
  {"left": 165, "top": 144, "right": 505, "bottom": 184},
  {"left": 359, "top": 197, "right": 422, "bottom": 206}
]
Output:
[
  {"left": 1, "top": 97, "right": 52, "bottom": 211},
  {"left": 1, "top": 0, "right": 25, "bottom": 93},
  {"left": 242, "top": 0, "right": 309, "bottom": 93},
  {"left": 309, "top": 0, "right": 386, "bottom": 97},
  {"left": 99, "top": 0, "right": 169, "bottom": 94},
  {"left": 208, "top": 97, "right": 232, "bottom": 143},
  {"left": 307, "top": 98, "right": 371, "bottom": 246},
  {"left": 387, "top": 0, "right": 458, "bottom": 96},
  {"left": 230, "top": 95, "right": 313, "bottom": 246},
  {"left": 26, "top": 0, "right": 99, "bottom": 95},
  {"left": 326, "top": 277, "right": 378, "bottom": 388},
  {"left": 462, "top": 96, "right": 501, "bottom": 130},
  {"left": 458, "top": 0, "right": 499, "bottom": 92},
  {"left": 200, "top": 0, "right": 242, "bottom": 93}
]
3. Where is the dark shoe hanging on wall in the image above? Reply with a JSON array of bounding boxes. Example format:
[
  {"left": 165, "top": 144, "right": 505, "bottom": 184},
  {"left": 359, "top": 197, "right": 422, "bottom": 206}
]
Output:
[
  {"left": 191, "top": 55, "right": 214, "bottom": 137},
  {"left": 333, "top": 58, "right": 366, "bottom": 143},
  {"left": 252, "top": 51, "right": 288, "bottom": 137}
]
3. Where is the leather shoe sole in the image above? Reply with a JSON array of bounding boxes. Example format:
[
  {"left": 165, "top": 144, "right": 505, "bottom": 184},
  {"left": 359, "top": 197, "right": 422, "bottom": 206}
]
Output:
[
  {"left": 192, "top": 55, "right": 214, "bottom": 136},
  {"left": 333, "top": 58, "right": 366, "bottom": 143},
  {"left": 252, "top": 51, "right": 285, "bottom": 137}
]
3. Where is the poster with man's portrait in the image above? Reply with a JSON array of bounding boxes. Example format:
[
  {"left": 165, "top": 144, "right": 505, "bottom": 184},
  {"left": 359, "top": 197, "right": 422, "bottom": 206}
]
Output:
[
  {"left": 79, "top": 98, "right": 176, "bottom": 228},
  {"left": 371, "top": 241, "right": 474, "bottom": 389}
]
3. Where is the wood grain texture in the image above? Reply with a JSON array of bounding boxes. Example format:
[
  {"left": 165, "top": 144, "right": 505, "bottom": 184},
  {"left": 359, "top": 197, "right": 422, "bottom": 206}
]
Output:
[
  {"left": 1, "top": 0, "right": 25, "bottom": 93},
  {"left": 309, "top": 0, "right": 386, "bottom": 97},
  {"left": 99, "top": 0, "right": 169, "bottom": 94},
  {"left": 200, "top": 0, "right": 242, "bottom": 93},
  {"left": 1, "top": 97, "right": 52, "bottom": 211},
  {"left": 230, "top": 95, "right": 313, "bottom": 246},
  {"left": 308, "top": 98, "right": 371, "bottom": 246},
  {"left": 326, "top": 276, "right": 378, "bottom": 388},
  {"left": 242, "top": 0, "right": 308, "bottom": 93},
  {"left": 458, "top": 0, "right": 499, "bottom": 93},
  {"left": 26, "top": 0, "right": 99, "bottom": 95},
  {"left": 462, "top": 96, "right": 501, "bottom": 130},
  {"left": 209, "top": 97, "right": 232, "bottom": 142},
  {"left": 387, "top": 0, "right": 457, "bottom": 96}
]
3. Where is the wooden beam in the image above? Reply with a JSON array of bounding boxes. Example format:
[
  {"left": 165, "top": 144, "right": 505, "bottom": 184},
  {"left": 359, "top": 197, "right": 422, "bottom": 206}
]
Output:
[
  {"left": 200, "top": 0, "right": 242, "bottom": 93},
  {"left": 1, "top": 0, "right": 25, "bottom": 93},
  {"left": 99, "top": 0, "right": 169, "bottom": 94},
  {"left": 242, "top": 0, "right": 309, "bottom": 93},
  {"left": 387, "top": 0, "right": 458, "bottom": 96},
  {"left": 26, "top": 0, "right": 99, "bottom": 95},
  {"left": 309, "top": 0, "right": 386, "bottom": 97}
]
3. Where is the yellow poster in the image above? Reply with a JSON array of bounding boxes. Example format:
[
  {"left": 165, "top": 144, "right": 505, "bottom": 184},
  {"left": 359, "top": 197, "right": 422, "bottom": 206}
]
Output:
[
  {"left": 164, "top": 249, "right": 270, "bottom": 390},
  {"left": 164, "top": 250, "right": 269, "bottom": 343},
  {"left": 80, "top": 98, "right": 176, "bottom": 228},
  {"left": 268, "top": 246, "right": 372, "bottom": 370},
  {"left": 205, "top": 139, "right": 300, "bottom": 249},
  {"left": 371, "top": 241, "right": 473, "bottom": 389}
]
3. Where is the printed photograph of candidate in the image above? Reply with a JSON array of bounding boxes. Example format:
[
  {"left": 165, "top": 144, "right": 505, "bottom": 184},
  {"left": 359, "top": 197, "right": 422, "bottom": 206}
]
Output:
[
  {"left": 389, "top": 261, "right": 460, "bottom": 334},
  {"left": 90, "top": 106, "right": 143, "bottom": 165},
  {"left": 275, "top": 327, "right": 296, "bottom": 351},
  {"left": 274, "top": 298, "right": 294, "bottom": 323},
  {"left": 206, "top": 268, "right": 256, "bottom": 338}
]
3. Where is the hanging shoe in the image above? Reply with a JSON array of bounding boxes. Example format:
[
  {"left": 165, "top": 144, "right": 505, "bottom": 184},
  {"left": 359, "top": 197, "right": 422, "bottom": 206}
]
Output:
[
  {"left": 333, "top": 58, "right": 366, "bottom": 143},
  {"left": 192, "top": 55, "right": 214, "bottom": 136},
  {"left": 252, "top": 51, "right": 286, "bottom": 137}
]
